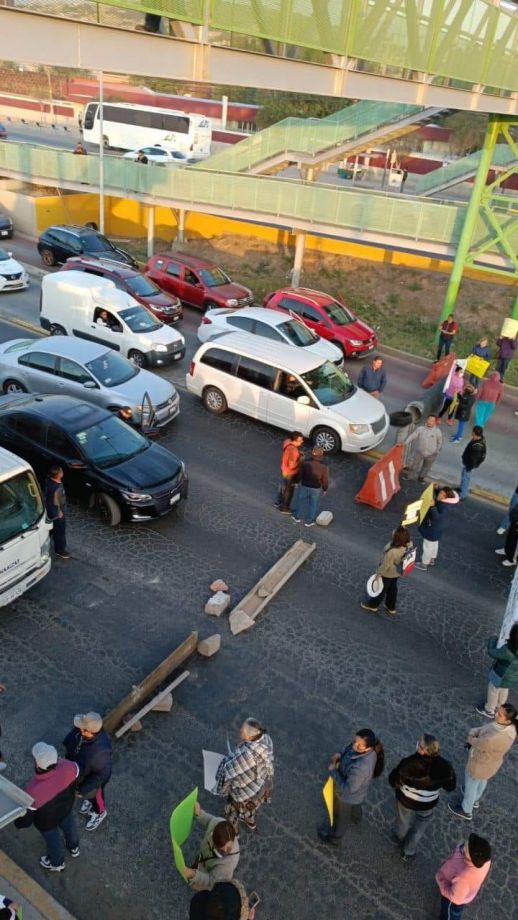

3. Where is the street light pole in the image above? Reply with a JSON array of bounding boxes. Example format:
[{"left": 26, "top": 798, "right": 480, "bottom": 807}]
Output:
[{"left": 99, "top": 70, "right": 105, "bottom": 234}]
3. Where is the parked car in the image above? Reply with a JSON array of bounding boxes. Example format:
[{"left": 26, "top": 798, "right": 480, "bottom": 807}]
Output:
[
  {"left": 123, "top": 146, "right": 193, "bottom": 166},
  {"left": 40, "top": 272, "right": 185, "bottom": 368},
  {"left": 37, "top": 224, "right": 138, "bottom": 269},
  {"left": 0, "top": 249, "right": 29, "bottom": 293},
  {"left": 0, "top": 337, "right": 180, "bottom": 428},
  {"left": 0, "top": 394, "right": 188, "bottom": 526},
  {"left": 59, "top": 258, "right": 182, "bottom": 324},
  {"left": 146, "top": 252, "right": 253, "bottom": 312},
  {"left": 0, "top": 212, "right": 13, "bottom": 239},
  {"left": 263, "top": 288, "right": 377, "bottom": 359},
  {"left": 197, "top": 306, "right": 343, "bottom": 366},
  {"left": 186, "top": 332, "right": 388, "bottom": 454}
]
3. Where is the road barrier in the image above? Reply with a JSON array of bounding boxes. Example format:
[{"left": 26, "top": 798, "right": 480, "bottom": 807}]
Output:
[
  {"left": 355, "top": 443, "right": 405, "bottom": 510},
  {"left": 421, "top": 352, "right": 457, "bottom": 389}
]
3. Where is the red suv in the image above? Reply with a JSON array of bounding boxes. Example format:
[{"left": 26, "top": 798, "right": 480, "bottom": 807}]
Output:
[
  {"left": 59, "top": 257, "right": 183, "bottom": 324},
  {"left": 145, "top": 252, "right": 253, "bottom": 312},
  {"left": 263, "top": 287, "right": 377, "bottom": 358}
]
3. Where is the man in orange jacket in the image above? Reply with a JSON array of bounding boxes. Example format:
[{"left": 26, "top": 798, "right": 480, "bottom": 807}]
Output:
[{"left": 276, "top": 431, "right": 304, "bottom": 513}]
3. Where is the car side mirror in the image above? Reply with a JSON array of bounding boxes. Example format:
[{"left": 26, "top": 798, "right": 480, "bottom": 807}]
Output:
[
  {"left": 83, "top": 380, "right": 97, "bottom": 389},
  {"left": 297, "top": 395, "right": 311, "bottom": 405},
  {"left": 67, "top": 460, "right": 86, "bottom": 470}
]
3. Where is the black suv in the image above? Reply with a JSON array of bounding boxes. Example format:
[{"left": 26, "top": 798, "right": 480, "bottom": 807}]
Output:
[
  {"left": 37, "top": 225, "right": 138, "bottom": 270},
  {"left": 0, "top": 394, "right": 188, "bottom": 526}
]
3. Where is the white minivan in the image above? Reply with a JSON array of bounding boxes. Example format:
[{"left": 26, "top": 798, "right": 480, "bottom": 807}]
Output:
[
  {"left": 40, "top": 271, "right": 185, "bottom": 368},
  {"left": 186, "top": 333, "right": 389, "bottom": 454}
]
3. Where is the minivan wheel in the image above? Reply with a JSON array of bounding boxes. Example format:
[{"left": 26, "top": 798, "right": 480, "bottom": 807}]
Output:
[
  {"left": 41, "top": 248, "right": 56, "bottom": 267},
  {"left": 97, "top": 492, "right": 121, "bottom": 527},
  {"left": 203, "top": 386, "right": 227, "bottom": 415},
  {"left": 312, "top": 426, "right": 341, "bottom": 455},
  {"left": 128, "top": 350, "right": 146, "bottom": 368},
  {"left": 3, "top": 379, "right": 27, "bottom": 394},
  {"left": 50, "top": 324, "right": 67, "bottom": 336}
]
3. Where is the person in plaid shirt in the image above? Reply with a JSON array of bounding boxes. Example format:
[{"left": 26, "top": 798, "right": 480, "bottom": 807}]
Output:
[{"left": 215, "top": 718, "right": 274, "bottom": 831}]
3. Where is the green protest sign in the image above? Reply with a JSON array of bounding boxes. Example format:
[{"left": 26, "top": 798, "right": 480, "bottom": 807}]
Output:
[{"left": 169, "top": 786, "right": 198, "bottom": 881}]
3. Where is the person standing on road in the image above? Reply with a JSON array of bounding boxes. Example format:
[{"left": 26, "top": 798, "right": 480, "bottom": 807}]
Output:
[
  {"left": 458, "top": 426, "right": 486, "bottom": 500},
  {"left": 467, "top": 337, "right": 491, "bottom": 388},
  {"left": 494, "top": 502, "right": 518, "bottom": 568},
  {"left": 360, "top": 525, "right": 412, "bottom": 617},
  {"left": 276, "top": 431, "right": 304, "bottom": 514},
  {"left": 73, "top": 142, "right": 87, "bottom": 155},
  {"left": 402, "top": 415, "right": 443, "bottom": 482},
  {"left": 14, "top": 742, "right": 80, "bottom": 873},
  {"left": 447, "top": 704, "right": 517, "bottom": 821},
  {"left": 435, "top": 834, "right": 491, "bottom": 920},
  {"left": 414, "top": 486, "right": 459, "bottom": 572},
  {"left": 184, "top": 802, "right": 240, "bottom": 891},
  {"left": 292, "top": 447, "right": 329, "bottom": 527},
  {"left": 63, "top": 712, "right": 113, "bottom": 832},
  {"left": 45, "top": 465, "right": 70, "bottom": 560},
  {"left": 189, "top": 880, "right": 257, "bottom": 920},
  {"left": 496, "top": 334, "right": 517, "bottom": 380},
  {"left": 437, "top": 366, "right": 464, "bottom": 425},
  {"left": 476, "top": 624, "right": 518, "bottom": 719},
  {"left": 451, "top": 384, "right": 476, "bottom": 443},
  {"left": 436, "top": 314, "right": 459, "bottom": 361},
  {"left": 318, "top": 728, "right": 384, "bottom": 844},
  {"left": 389, "top": 734, "right": 456, "bottom": 861},
  {"left": 357, "top": 356, "right": 387, "bottom": 399},
  {"left": 215, "top": 718, "right": 274, "bottom": 832},
  {"left": 497, "top": 482, "right": 518, "bottom": 535},
  {"left": 474, "top": 372, "right": 503, "bottom": 428}
]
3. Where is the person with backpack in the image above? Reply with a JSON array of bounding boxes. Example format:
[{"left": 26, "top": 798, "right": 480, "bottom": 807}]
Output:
[
  {"left": 435, "top": 833, "right": 491, "bottom": 919},
  {"left": 458, "top": 426, "right": 486, "bottom": 500},
  {"left": 414, "top": 486, "right": 459, "bottom": 571},
  {"left": 184, "top": 802, "right": 240, "bottom": 891},
  {"left": 317, "top": 728, "right": 384, "bottom": 844},
  {"left": 476, "top": 623, "right": 518, "bottom": 719},
  {"left": 360, "top": 526, "right": 413, "bottom": 616},
  {"left": 275, "top": 432, "right": 304, "bottom": 513},
  {"left": 451, "top": 384, "right": 476, "bottom": 443}
]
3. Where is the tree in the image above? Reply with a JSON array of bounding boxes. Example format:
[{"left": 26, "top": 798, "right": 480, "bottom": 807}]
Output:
[
  {"left": 442, "top": 112, "right": 489, "bottom": 156},
  {"left": 256, "top": 94, "right": 350, "bottom": 130}
]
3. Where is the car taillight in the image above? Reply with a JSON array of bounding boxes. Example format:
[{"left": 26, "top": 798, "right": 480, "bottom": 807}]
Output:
[
  {"left": 201, "top": 316, "right": 212, "bottom": 325},
  {"left": 188, "top": 361, "right": 196, "bottom": 376}
]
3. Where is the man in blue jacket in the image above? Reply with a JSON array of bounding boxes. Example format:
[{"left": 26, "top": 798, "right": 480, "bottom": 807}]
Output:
[
  {"left": 414, "top": 486, "right": 459, "bottom": 571},
  {"left": 357, "top": 356, "right": 387, "bottom": 399},
  {"left": 63, "top": 712, "right": 112, "bottom": 831}
]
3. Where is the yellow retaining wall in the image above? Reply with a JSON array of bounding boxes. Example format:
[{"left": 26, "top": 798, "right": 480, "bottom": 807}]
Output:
[{"left": 34, "top": 193, "right": 508, "bottom": 284}]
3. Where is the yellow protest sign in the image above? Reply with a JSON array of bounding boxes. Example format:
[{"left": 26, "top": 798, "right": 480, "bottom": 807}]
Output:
[
  {"left": 418, "top": 482, "right": 435, "bottom": 524},
  {"left": 465, "top": 355, "right": 490, "bottom": 379},
  {"left": 323, "top": 777, "right": 334, "bottom": 826},
  {"left": 402, "top": 499, "right": 422, "bottom": 527},
  {"left": 501, "top": 317, "right": 518, "bottom": 339}
]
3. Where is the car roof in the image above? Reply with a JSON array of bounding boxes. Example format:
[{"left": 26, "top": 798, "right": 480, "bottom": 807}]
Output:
[
  {"left": 218, "top": 306, "right": 293, "bottom": 326},
  {"left": 153, "top": 251, "right": 218, "bottom": 270},
  {"left": 0, "top": 394, "right": 110, "bottom": 432},
  {"left": 273, "top": 287, "right": 337, "bottom": 306},
  {"left": 63, "top": 257, "right": 136, "bottom": 279},
  {"left": 0, "top": 445, "right": 31, "bottom": 480},
  {"left": 14, "top": 335, "right": 109, "bottom": 361},
  {"left": 198, "top": 332, "right": 324, "bottom": 373},
  {"left": 42, "top": 225, "right": 98, "bottom": 236},
  {"left": 43, "top": 270, "right": 117, "bottom": 293}
]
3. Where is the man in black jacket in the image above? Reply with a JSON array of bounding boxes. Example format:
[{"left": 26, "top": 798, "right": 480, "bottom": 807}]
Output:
[
  {"left": 459, "top": 426, "right": 486, "bottom": 500},
  {"left": 291, "top": 448, "right": 329, "bottom": 527},
  {"left": 44, "top": 465, "right": 70, "bottom": 559},
  {"left": 64, "top": 712, "right": 113, "bottom": 832},
  {"left": 389, "top": 734, "right": 456, "bottom": 861}
]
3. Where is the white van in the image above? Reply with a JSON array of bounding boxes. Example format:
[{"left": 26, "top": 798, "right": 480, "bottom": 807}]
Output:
[
  {"left": 186, "top": 333, "right": 389, "bottom": 454},
  {"left": 40, "top": 271, "right": 185, "bottom": 369}
]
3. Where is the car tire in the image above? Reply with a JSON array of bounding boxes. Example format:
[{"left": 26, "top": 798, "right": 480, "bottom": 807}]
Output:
[
  {"left": 40, "top": 248, "right": 56, "bottom": 267},
  {"left": 50, "top": 324, "right": 67, "bottom": 336},
  {"left": 97, "top": 492, "right": 121, "bottom": 527},
  {"left": 3, "top": 379, "right": 27, "bottom": 394},
  {"left": 312, "top": 426, "right": 341, "bottom": 455},
  {"left": 128, "top": 350, "right": 147, "bottom": 368},
  {"left": 204, "top": 301, "right": 219, "bottom": 312},
  {"left": 202, "top": 386, "right": 227, "bottom": 415}
]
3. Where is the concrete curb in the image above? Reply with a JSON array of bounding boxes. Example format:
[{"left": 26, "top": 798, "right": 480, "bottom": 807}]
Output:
[
  {"left": 0, "top": 852, "right": 78, "bottom": 920},
  {"left": 0, "top": 312, "right": 47, "bottom": 336}
]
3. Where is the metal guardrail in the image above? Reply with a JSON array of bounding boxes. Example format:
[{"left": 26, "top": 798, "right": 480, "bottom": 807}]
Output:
[{"left": 414, "top": 144, "right": 518, "bottom": 195}]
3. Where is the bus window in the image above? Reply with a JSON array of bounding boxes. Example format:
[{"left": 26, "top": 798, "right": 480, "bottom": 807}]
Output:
[{"left": 83, "top": 103, "right": 98, "bottom": 130}]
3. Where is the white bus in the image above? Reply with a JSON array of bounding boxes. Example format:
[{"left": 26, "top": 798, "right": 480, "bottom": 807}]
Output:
[
  {"left": 82, "top": 102, "right": 212, "bottom": 158},
  {"left": 0, "top": 448, "right": 52, "bottom": 608}
]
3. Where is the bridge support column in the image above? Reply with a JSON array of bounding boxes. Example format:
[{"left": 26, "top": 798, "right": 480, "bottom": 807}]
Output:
[
  {"left": 147, "top": 206, "right": 155, "bottom": 258},
  {"left": 291, "top": 232, "right": 306, "bottom": 287},
  {"left": 177, "top": 208, "right": 186, "bottom": 244}
]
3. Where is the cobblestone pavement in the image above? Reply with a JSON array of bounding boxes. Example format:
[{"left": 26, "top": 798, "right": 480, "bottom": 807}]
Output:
[{"left": 0, "top": 384, "right": 516, "bottom": 920}]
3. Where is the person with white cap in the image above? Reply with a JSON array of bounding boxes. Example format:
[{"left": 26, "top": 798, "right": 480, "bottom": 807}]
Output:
[
  {"left": 63, "top": 712, "right": 113, "bottom": 831},
  {"left": 14, "top": 742, "right": 80, "bottom": 872}
]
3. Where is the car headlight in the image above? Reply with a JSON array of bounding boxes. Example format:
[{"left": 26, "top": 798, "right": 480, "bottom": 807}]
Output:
[
  {"left": 349, "top": 339, "right": 364, "bottom": 346},
  {"left": 349, "top": 423, "right": 370, "bottom": 434},
  {"left": 121, "top": 490, "right": 152, "bottom": 502},
  {"left": 226, "top": 299, "right": 238, "bottom": 307},
  {"left": 152, "top": 343, "right": 168, "bottom": 352},
  {"left": 41, "top": 534, "right": 51, "bottom": 562}
]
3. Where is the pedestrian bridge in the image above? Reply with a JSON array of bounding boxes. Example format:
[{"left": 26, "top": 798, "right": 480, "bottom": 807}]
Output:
[{"left": 1, "top": 1, "right": 517, "bottom": 114}]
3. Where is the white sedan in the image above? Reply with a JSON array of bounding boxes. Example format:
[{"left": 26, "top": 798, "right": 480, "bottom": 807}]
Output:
[
  {"left": 197, "top": 305, "right": 344, "bottom": 365},
  {"left": 122, "top": 146, "right": 191, "bottom": 166},
  {"left": 0, "top": 248, "right": 29, "bottom": 293}
]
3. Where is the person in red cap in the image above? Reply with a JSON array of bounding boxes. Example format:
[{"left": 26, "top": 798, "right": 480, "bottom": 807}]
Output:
[{"left": 63, "top": 712, "right": 113, "bottom": 831}]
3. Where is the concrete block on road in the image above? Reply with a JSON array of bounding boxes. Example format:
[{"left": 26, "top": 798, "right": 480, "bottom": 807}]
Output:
[
  {"left": 205, "top": 591, "right": 230, "bottom": 616},
  {"left": 210, "top": 579, "right": 229, "bottom": 592},
  {"left": 229, "top": 610, "right": 255, "bottom": 635},
  {"left": 197, "top": 634, "right": 221, "bottom": 657},
  {"left": 316, "top": 510, "right": 333, "bottom": 526},
  {"left": 152, "top": 692, "right": 173, "bottom": 712}
]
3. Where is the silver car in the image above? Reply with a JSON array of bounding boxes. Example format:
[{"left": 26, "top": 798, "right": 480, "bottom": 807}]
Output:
[{"left": 0, "top": 337, "right": 179, "bottom": 427}]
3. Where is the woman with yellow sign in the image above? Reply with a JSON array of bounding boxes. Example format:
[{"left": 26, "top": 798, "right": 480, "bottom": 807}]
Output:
[{"left": 318, "top": 729, "right": 384, "bottom": 844}]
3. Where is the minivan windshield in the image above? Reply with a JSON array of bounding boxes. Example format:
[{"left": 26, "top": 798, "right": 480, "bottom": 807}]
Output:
[
  {"left": 320, "top": 299, "right": 355, "bottom": 326},
  {"left": 199, "top": 268, "right": 230, "bottom": 288},
  {"left": 85, "top": 350, "right": 139, "bottom": 387},
  {"left": 120, "top": 306, "right": 163, "bottom": 333},
  {"left": 126, "top": 275, "right": 162, "bottom": 298},
  {"left": 0, "top": 471, "right": 44, "bottom": 545},
  {"left": 301, "top": 361, "right": 354, "bottom": 406},
  {"left": 81, "top": 233, "right": 116, "bottom": 253},
  {"left": 278, "top": 319, "right": 318, "bottom": 347},
  {"left": 74, "top": 415, "right": 148, "bottom": 469}
]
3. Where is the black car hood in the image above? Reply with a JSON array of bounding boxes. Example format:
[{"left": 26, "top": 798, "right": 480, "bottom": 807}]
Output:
[
  {"left": 101, "top": 442, "right": 182, "bottom": 490},
  {"left": 93, "top": 249, "right": 136, "bottom": 267}
]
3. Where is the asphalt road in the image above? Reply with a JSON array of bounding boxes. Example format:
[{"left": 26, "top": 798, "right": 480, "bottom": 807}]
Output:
[{"left": 0, "top": 270, "right": 516, "bottom": 918}]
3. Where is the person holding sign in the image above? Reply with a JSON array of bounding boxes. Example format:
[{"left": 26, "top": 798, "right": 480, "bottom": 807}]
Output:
[
  {"left": 215, "top": 718, "right": 274, "bottom": 832},
  {"left": 317, "top": 729, "right": 384, "bottom": 844},
  {"left": 466, "top": 336, "right": 491, "bottom": 388},
  {"left": 474, "top": 372, "right": 503, "bottom": 428},
  {"left": 414, "top": 486, "right": 459, "bottom": 572},
  {"left": 184, "top": 802, "right": 240, "bottom": 892}
]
